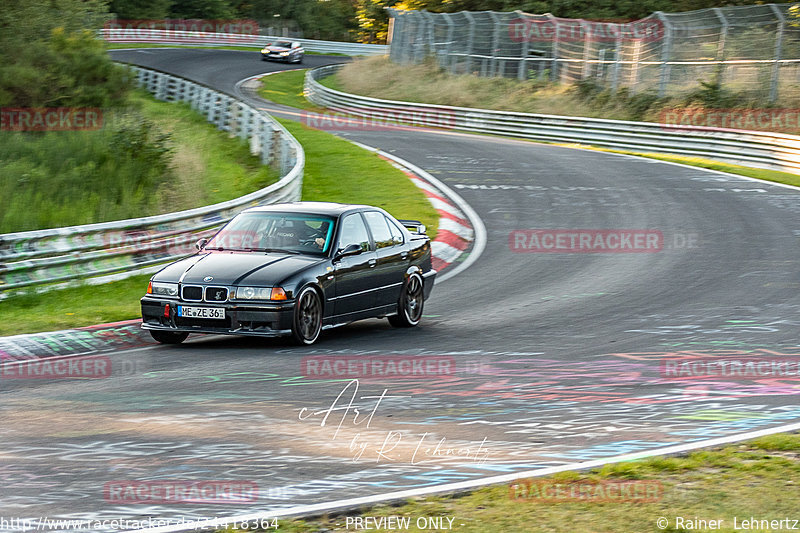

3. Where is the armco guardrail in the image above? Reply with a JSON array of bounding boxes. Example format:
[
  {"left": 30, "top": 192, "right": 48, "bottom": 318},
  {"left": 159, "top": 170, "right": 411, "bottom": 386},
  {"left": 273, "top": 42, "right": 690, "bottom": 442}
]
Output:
[
  {"left": 0, "top": 66, "right": 303, "bottom": 293},
  {"left": 101, "top": 28, "right": 387, "bottom": 56},
  {"left": 305, "top": 64, "right": 800, "bottom": 174}
]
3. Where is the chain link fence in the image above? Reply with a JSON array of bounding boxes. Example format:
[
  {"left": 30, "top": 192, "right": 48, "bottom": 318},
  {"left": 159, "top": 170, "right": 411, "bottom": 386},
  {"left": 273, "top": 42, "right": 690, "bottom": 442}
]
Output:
[{"left": 388, "top": 4, "right": 800, "bottom": 101}]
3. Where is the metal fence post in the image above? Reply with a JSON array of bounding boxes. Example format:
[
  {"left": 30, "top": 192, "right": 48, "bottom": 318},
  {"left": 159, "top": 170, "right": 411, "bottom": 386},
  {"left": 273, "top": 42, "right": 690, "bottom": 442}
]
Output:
[
  {"left": 388, "top": 9, "right": 401, "bottom": 63},
  {"left": 581, "top": 19, "right": 593, "bottom": 80},
  {"left": 442, "top": 13, "right": 456, "bottom": 73},
  {"left": 611, "top": 28, "right": 622, "bottom": 93},
  {"left": 547, "top": 14, "right": 560, "bottom": 82},
  {"left": 629, "top": 36, "right": 643, "bottom": 93},
  {"left": 414, "top": 11, "right": 428, "bottom": 63},
  {"left": 464, "top": 12, "right": 476, "bottom": 74},
  {"left": 770, "top": 3, "right": 785, "bottom": 103},
  {"left": 489, "top": 12, "right": 502, "bottom": 77},
  {"left": 713, "top": 8, "right": 729, "bottom": 88},
  {"left": 421, "top": 11, "right": 436, "bottom": 65},
  {"left": 517, "top": 12, "right": 531, "bottom": 80},
  {"left": 655, "top": 12, "right": 673, "bottom": 97}
]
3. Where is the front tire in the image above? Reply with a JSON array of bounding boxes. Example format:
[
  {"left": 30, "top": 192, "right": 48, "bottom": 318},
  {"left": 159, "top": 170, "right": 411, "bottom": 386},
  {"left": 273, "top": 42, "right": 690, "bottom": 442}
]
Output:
[
  {"left": 291, "top": 286, "right": 323, "bottom": 345},
  {"left": 149, "top": 330, "right": 189, "bottom": 344},
  {"left": 388, "top": 273, "right": 424, "bottom": 328}
]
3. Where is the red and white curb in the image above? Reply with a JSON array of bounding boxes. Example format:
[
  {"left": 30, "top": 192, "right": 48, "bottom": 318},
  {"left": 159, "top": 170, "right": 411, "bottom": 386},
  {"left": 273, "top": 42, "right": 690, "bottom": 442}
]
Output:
[
  {"left": 349, "top": 141, "right": 486, "bottom": 284},
  {"left": 0, "top": 319, "right": 151, "bottom": 363}
]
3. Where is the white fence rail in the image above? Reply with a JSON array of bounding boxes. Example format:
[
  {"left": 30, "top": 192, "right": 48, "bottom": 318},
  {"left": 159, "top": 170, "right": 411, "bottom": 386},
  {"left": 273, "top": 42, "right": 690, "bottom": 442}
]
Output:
[
  {"left": 0, "top": 66, "right": 304, "bottom": 292},
  {"left": 101, "top": 28, "right": 387, "bottom": 56},
  {"left": 305, "top": 64, "right": 800, "bottom": 174}
]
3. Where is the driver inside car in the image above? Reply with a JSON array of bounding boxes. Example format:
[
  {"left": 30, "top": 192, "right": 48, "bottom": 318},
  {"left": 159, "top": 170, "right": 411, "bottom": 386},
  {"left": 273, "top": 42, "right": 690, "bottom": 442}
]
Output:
[{"left": 297, "top": 220, "right": 329, "bottom": 249}]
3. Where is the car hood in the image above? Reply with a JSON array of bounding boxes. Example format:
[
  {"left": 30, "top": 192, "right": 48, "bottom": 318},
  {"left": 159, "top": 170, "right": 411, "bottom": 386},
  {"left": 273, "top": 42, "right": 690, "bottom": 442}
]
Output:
[
  {"left": 264, "top": 46, "right": 290, "bottom": 52},
  {"left": 155, "top": 251, "right": 323, "bottom": 286}
]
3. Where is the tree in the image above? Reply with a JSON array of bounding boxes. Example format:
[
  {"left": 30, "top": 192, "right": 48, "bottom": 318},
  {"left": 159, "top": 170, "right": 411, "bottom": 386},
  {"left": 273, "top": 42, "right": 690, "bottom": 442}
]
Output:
[
  {"left": 108, "top": 0, "right": 171, "bottom": 19},
  {"left": 0, "top": 0, "right": 130, "bottom": 108},
  {"left": 169, "top": 0, "right": 236, "bottom": 19}
]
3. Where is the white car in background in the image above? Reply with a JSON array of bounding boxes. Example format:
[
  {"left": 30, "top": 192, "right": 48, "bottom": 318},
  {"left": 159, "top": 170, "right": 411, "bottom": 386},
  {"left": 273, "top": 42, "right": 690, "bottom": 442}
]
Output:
[{"left": 261, "top": 41, "right": 304, "bottom": 64}]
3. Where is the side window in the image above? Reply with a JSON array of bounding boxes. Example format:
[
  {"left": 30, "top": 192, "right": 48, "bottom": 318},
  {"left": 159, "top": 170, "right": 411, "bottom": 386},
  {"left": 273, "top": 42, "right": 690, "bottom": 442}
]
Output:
[
  {"left": 364, "top": 211, "right": 394, "bottom": 249},
  {"left": 338, "top": 213, "right": 371, "bottom": 252},
  {"left": 386, "top": 216, "right": 405, "bottom": 245}
]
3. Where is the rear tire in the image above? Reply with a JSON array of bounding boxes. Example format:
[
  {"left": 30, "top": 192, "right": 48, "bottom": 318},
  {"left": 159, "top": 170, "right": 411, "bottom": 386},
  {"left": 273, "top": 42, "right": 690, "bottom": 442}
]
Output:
[
  {"left": 291, "top": 286, "right": 323, "bottom": 345},
  {"left": 388, "top": 273, "right": 424, "bottom": 328},
  {"left": 149, "top": 330, "right": 189, "bottom": 344}
]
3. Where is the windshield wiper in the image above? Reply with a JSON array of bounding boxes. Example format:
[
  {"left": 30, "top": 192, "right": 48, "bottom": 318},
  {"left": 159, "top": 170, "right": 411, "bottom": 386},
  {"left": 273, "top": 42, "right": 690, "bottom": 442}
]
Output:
[
  {"left": 205, "top": 246, "right": 304, "bottom": 254},
  {"left": 259, "top": 248, "right": 302, "bottom": 255}
]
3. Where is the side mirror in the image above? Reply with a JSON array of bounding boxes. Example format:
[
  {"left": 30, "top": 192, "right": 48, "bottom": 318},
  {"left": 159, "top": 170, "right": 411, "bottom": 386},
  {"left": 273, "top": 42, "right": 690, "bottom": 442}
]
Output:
[
  {"left": 196, "top": 238, "right": 209, "bottom": 251},
  {"left": 335, "top": 243, "right": 362, "bottom": 260}
]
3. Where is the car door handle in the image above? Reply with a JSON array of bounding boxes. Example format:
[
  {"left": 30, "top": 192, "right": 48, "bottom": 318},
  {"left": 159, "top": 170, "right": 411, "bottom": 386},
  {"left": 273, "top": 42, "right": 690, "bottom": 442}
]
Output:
[{"left": 368, "top": 258, "right": 377, "bottom": 267}]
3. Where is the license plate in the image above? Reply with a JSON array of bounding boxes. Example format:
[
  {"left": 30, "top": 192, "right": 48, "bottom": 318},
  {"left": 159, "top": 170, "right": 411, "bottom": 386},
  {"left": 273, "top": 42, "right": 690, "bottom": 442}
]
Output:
[{"left": 178, "top": 306, "right": 225, "bottom": 319}]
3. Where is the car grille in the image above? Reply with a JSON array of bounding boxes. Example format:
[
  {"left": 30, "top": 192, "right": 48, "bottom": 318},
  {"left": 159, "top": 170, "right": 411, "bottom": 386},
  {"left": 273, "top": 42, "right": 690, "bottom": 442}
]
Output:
[
  {"left": 182, "top": 285, "right": 203, "bottom": 301},
  {"left": 205, "top": 286, "right": 228, "bottom": 302},
  {"left": 180, "top": 285, "right": 229, "bottom": 302}
]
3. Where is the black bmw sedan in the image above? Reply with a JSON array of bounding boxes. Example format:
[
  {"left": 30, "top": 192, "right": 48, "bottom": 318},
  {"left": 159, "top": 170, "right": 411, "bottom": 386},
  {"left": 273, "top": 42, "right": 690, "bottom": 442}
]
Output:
[{"left": 141, "top": 202, "right": 436, "bottom": 345}]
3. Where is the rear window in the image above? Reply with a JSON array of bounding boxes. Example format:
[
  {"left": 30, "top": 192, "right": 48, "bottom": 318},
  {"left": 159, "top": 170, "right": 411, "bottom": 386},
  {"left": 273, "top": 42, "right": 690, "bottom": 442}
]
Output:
[{"left": 364, "top": 211, "right": 395, "bottom": 249}]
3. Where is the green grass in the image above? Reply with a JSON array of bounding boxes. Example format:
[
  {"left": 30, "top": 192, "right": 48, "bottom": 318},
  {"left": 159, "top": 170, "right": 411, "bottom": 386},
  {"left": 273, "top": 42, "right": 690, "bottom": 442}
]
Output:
[
  {"left": 223, "top": 432, "right": 800, "bottom": 533},
  {"left": 0, "top": 275, "right": 150, "bottom": 336},
  {"left": 134, "top": 91, "right": 279, "bottom": 208},
  {"left": 278, "top": 118, "right": 438, "bottom": 240},
  {"left": 257, "top": 69, "right": 326, "bottom": 111},
  {"left": 1, "top": 89, "right": 278, "bottom": 233}
]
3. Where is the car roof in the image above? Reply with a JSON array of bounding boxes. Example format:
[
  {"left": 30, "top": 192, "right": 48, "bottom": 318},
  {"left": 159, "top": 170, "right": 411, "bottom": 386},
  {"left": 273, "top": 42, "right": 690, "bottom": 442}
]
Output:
[{"left": 241, "top": 202, "right": 377, "bottom": 217}]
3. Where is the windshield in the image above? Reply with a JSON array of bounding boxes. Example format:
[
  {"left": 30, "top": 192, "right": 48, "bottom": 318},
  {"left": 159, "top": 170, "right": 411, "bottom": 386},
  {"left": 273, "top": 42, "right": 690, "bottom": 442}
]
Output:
[
  {"left": 206, "top": 212, "right": 335, "bottom": 256},
  {"left": 274, "top": 41, "right": 292, "bottom": 48}
]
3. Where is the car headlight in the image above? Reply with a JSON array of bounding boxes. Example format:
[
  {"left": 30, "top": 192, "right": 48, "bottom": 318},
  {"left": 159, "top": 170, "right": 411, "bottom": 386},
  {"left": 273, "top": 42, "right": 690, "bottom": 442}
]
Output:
[
  {"left": 148, "top": 281, "right": 179, "bottom": 297},
  {"left": 234, "top": 287, "right": 288, "bottom": 301},
  {"left": 235, "top": 287, "right": 272, "bottom": 300},
  {"left": 279, "top": 51, "right": 290, "bottom": 56}
]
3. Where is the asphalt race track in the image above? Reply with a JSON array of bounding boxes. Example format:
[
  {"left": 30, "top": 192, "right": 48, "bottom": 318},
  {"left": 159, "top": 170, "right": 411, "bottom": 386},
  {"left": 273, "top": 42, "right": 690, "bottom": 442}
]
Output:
[{"left": 2, "top": 48, "right": 800, "bottom": 530}]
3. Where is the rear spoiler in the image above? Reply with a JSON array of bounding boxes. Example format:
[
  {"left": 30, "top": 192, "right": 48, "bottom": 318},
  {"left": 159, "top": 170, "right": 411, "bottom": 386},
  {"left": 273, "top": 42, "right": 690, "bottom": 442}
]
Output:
[{"left": 398, "top": 219, "right": 427, "bottom": 235}]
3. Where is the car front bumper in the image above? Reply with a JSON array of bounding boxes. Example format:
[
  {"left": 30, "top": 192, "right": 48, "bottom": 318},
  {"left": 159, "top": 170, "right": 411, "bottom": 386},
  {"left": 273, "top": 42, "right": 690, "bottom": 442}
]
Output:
[
  {"left": 141, "top": 296, "right": 295, "bottom": 337},
  {"left": 262, "top": 53, "right": 292, "bottom": 61}
]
